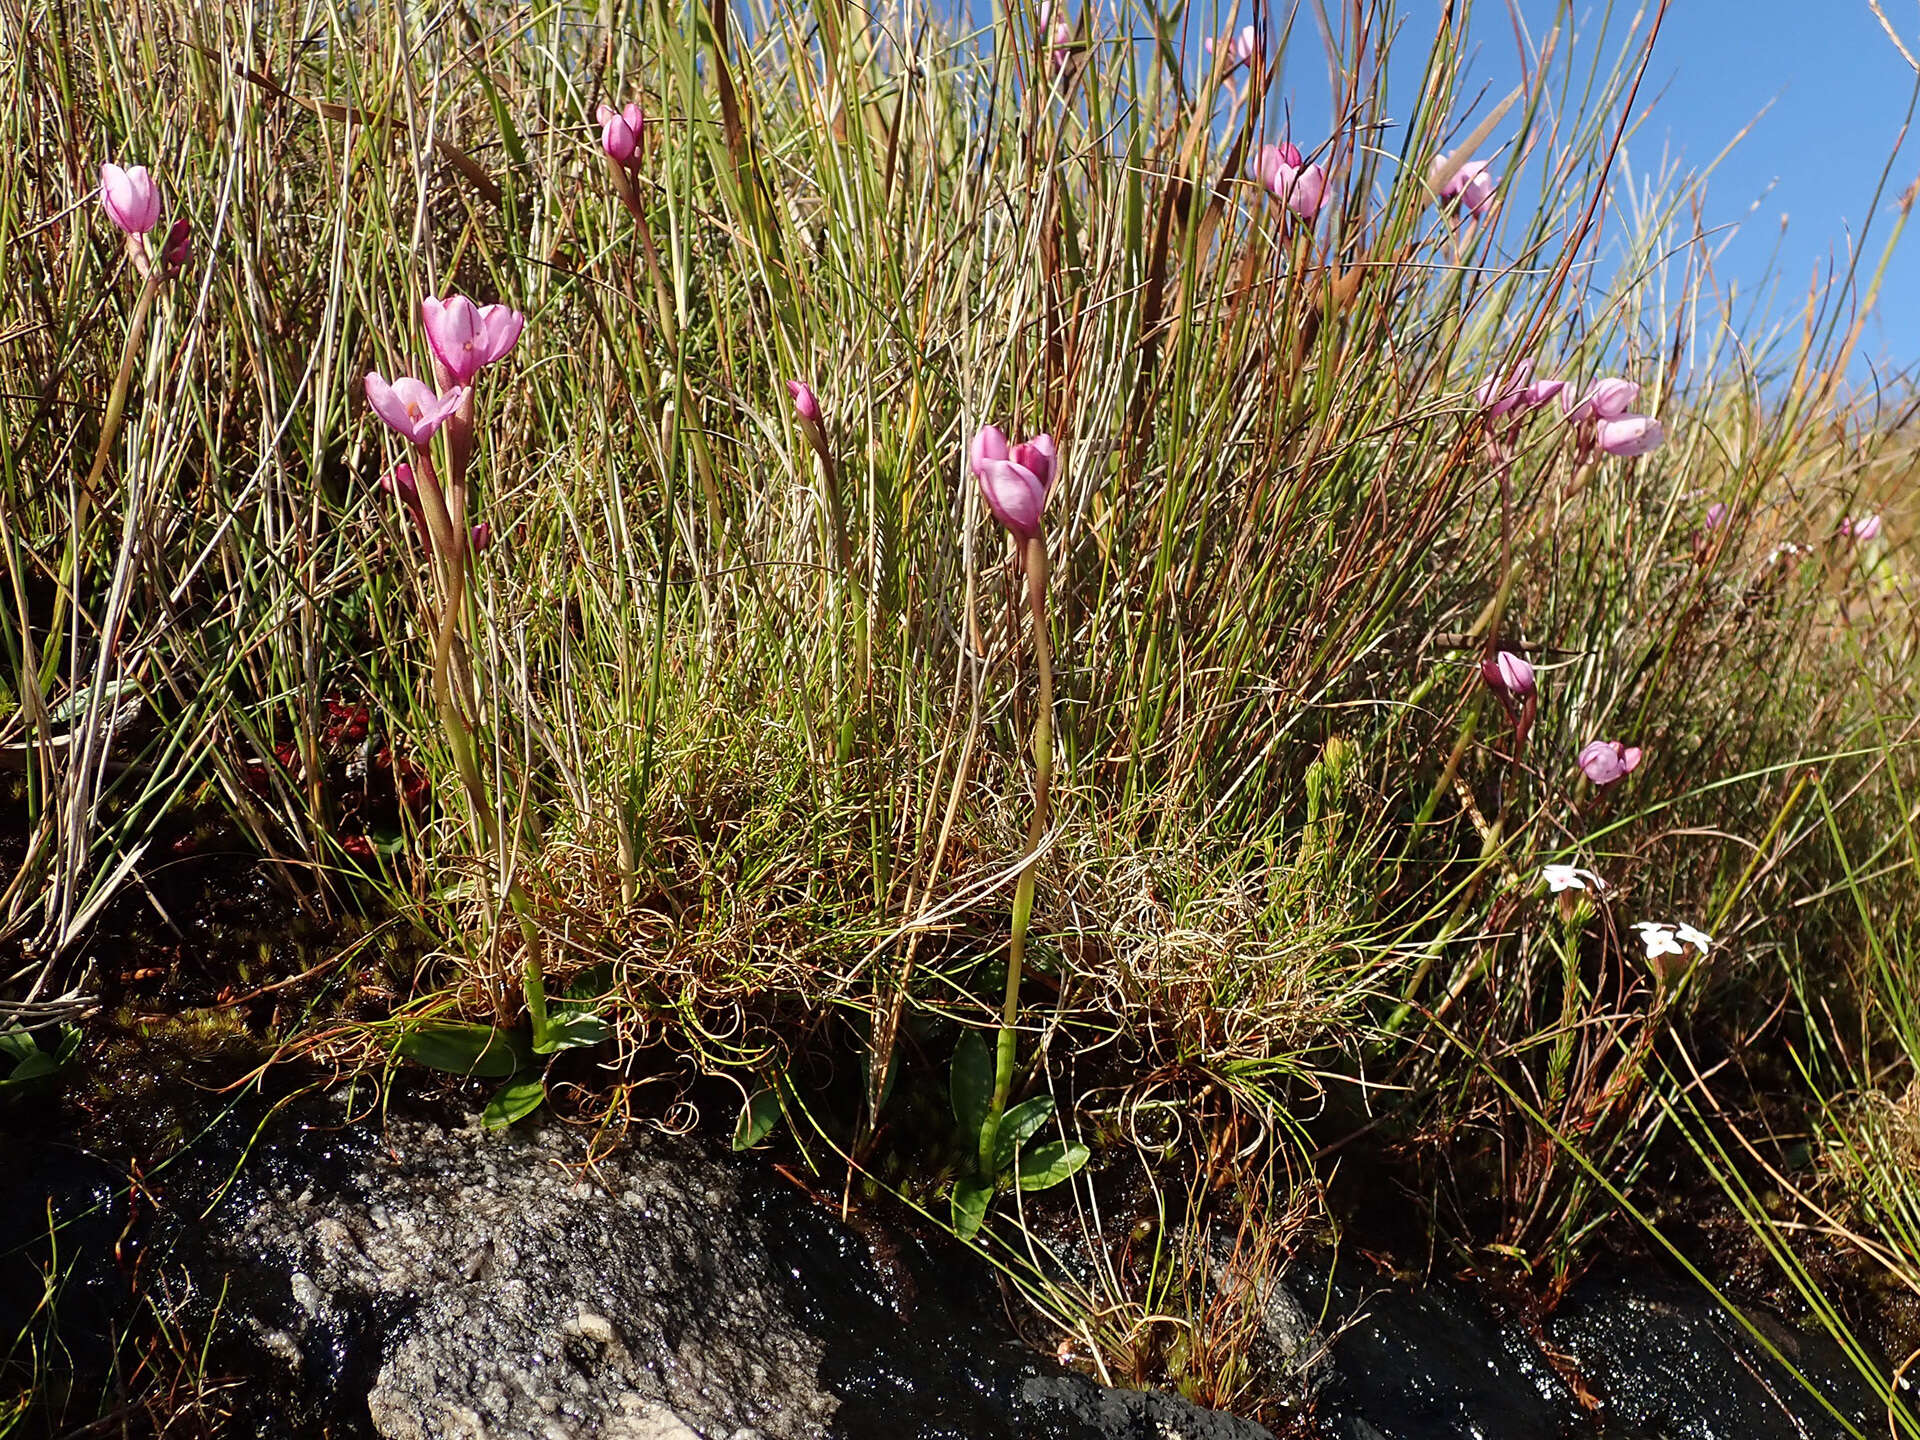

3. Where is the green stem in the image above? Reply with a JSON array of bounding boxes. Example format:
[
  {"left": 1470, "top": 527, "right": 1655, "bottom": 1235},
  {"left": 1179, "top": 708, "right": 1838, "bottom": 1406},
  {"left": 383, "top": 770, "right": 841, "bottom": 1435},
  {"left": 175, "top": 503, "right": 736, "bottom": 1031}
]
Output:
[
  {"left": 611, "top": 160, "right": 679, "bottom": 348},
  {"left": 417, "top": 450, "right": 550, "bottom": 1043},
  {"left": 79, "top": 272, "right": 159, "bottom": 514},
  {"left": 980, "top": 531, "right": 1053, "bottom": 1177},
  {"left": 40, "top": 272, "right": 159, "bottom": 691}
]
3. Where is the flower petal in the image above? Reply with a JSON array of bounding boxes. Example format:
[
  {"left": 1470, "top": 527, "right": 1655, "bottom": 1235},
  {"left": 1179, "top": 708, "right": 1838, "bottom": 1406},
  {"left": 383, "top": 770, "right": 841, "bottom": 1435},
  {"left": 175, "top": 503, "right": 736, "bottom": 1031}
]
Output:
[
  {"left": 1596, "top": 416, "right": 1664, "bottom": 457},
  {"left": 969, "top": 425, "right": 1011, "bottom": 476},
  {"left": 976, "top": 458, "right": 1046, "bottom": 540}
]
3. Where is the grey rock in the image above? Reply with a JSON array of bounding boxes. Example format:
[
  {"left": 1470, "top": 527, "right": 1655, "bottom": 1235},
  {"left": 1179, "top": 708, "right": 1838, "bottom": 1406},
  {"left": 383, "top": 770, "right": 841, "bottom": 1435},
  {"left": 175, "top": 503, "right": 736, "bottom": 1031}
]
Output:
[
  {"left": 1020, "top": 1374, "right": 1278, "bottom": 1438},
  {"left": 1203, "top": 1234, "right": 1332, "bottom": 1412},
  {"left": 204, "top": 1103, "right": 1276, "bottom": 1440},
  {"left": 218, "top": 1111, "right": 829, "bottom": 1440},
  {"left": 1245, "top": 1269, "right": 1332, "bottom": 1408}
]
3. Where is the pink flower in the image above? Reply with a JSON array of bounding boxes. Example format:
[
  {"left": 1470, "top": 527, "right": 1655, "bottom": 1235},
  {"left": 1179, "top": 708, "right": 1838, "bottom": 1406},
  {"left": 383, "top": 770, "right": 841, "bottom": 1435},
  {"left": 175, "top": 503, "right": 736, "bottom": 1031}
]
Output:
[
  {"left": 1253, "top": 142, "right": 1303, "bottom": 175},
  {"left": 1479, "top": 360, "right": 1564, "bottom": 417},
  {"left": 1596, "top": 415, "right": 1664, "bottom": 457},
  {"left": 1042, "top": 3, "right": 1072, "bottom": 66},
  {"left": 970, "top": 425, "right": 1057, "bottom": 542},
  {"left": 100, "top": 163, "right": 161, "bottom": 235},
  {"left": 1481, "top": 650, "right": 1536, "bottom": 701},
  {"left": 1205, "top": 25, "right": 1259, "bottom": 69},
  {"left": 160, "top": 218, "right": 192, "bottom": 272},
  {"left": 365, "top": 373, "right": 467, "bottom": 447},
  {"left": 379, "top": 462, "right": 430, "bottom": 547},
  {"left": 596, "top": 102, "right": 646, "bottom": 165},
  {"left": 421, "top": 295, "right": 525, "bottom": 388},
  {"left": 1252, "top": 144, "right": 1327, "bottom": 222},
  {"left": 1438, "top": 160, "right": 1496, "bottom": 218},
  {"left": 787, "top": 379, "right": 821, "bottom": 426},
  {"left": 1562, "top": 377, "right": 1639, "bottom": 423},
  {"left": 1524, "top": 377, "right": 1566, "bottom": 409},
  {"left": 1285, "top": 163, "right": 1328, "bottom": 222},
  {"left": 470, "top": 522, "right": 493, "bottom": 554},
  {"left": 1577, "top": 739, "right": 1643, "bottom": 786},
  {"left": 1704, "top": 502, "right": 1728, "bottom": 529},
  {"left": 380, "top": 461, "right": 420, "bottom": 506},
  {"left": 1841, "top": 513, "right": 1883, "bottom": 542}
]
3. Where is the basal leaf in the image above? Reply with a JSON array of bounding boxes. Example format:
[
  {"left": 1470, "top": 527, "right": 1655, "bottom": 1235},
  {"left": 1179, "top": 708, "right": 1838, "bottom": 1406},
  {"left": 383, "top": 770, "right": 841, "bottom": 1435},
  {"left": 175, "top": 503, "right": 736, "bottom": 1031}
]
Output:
[
  {"left": 732, "top": 1086, "right": 783, "bottom": 1151},
  {"left": 951, "top": 1173, "right": 993, "bottom": 1240},
  {"left": 395, "top": 1021, "right": 522, "bottom": 1078},
  {"left": 1014, "top": 1140, "right": 1090, "bottom": 1191},
  {"left": 991, "top": 1094, "right": 1057, "bottom": 1174},
  {"left": 950, "top": 1029, "right": 992, "bottom": 1141},
  {"left": 481, "top": 1077, "right": 546, "bottom": 1129}
]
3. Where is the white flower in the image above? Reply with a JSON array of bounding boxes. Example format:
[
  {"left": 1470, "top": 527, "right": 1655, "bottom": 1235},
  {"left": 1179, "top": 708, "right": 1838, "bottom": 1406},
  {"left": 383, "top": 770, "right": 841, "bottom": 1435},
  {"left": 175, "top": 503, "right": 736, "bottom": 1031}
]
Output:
[
  {"left": 1633, "top": 920, "right": 1712, "bottom": 962},
  {"left": 1674, "top": 923, "right": 1713, "bottom": 953},
  {"left": 1632, "top": 921, "right": 1683, "bottom": 960},
  {"left": 1541, "top": 864, "right": 1607, "bottom": 894}
]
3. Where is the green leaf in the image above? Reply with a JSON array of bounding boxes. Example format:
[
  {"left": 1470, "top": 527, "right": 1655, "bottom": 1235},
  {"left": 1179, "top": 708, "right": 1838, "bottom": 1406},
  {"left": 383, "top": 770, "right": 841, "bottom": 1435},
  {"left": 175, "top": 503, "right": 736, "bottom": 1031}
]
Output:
[
  {"left": 50, "top": 1026, "right": 81, "bottom": 1067},
  {"left": 481, "top": 1077, "right": 546, "bottom": 1129},
  {"left": 48, "top": 677, "right": 137, "bottom": 726},
  {"left": 992, "top": 1094, "right": 1057, "bottom": 1174},
  {"left": 531, "top": 1010, "right": 608, "bottom": 1055},
  {"left": 0, "top": 1028, "right": 35, "bottom": 1065},
  {"left": 395, "top": 1021, "right": 523, "bottom": 1078},
  {"left": 477, "top": 68, "right": 529, "bottom": 170},
  {"left": 732, "top": 1086, "right": 783, "bottom": 1151},
  {"left": 951, "top": 1173, "right": 993, "bottom": 1239},
  {"left": 950, "top": 1030, "right": 992, "bottom": 1141},
  {"left": 1014, "top": 1140, "right": 1090, "bottom": 1191},
  {"left": 0, "top": 1051, "right": 58, "bottom": 1088}
]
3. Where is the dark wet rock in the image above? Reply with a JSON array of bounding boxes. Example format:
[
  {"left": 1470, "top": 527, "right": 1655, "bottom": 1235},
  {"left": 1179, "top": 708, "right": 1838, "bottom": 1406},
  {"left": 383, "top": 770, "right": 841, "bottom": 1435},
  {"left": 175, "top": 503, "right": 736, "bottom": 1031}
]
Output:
[
  {"left": 1017, "top": 1374, "right": 1276, "bottom": 1438},
  {"left": 1312, "top": 1260, "right": 1891, "bottom": 1440},
  {"left": 188, "top": 1096, "right": 1276, "bottom": 1440},
  {"left": 1313, "top": 1268, "right": 1574, "bottom": 1439},
  {"left": 1545, "top": 1270, "right": 1885, "bottom": 1440}
]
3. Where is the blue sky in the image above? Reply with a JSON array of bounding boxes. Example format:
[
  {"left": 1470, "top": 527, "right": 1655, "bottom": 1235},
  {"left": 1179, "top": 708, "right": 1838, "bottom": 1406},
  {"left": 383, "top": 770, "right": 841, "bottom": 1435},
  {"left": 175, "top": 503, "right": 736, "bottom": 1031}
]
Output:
[
  {"left": 1642, "top": 1, "right": 1918, "bottom": 374},
  {"left": 945, "top": 0, "right": 1920, "bottom": 370},
  {"left": 1254, "top": 1, "right": 1920, "bottom": 375}
]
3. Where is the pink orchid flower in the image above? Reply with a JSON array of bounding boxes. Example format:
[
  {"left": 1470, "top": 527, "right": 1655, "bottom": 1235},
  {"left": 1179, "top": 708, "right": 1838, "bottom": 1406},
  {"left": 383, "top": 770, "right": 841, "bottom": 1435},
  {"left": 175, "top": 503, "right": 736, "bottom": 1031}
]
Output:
[
  {"left": 380, "top": 462, "right": 431, "bottom": 548},
  {"left": 365, "top": 373, "right": 466, "bottom": 447},
  {"left": 1596, "top": 415, "right": 1664, "bottom": 457},
  {"left": 1481, "top": 650, "right": 1536, "bottom": 701},
  {"left": 1577, "top": 738, "right": 1643, "bottom": 786},
  {"left": 1438, "top": 160, "right": 1496, "bottom": 218},
  {"left": 100, "top": 163, "right": 161, "bottom": 235},
  {"left": 787, "top": 379, "right": 822, "bottom": 425},
  {"left": 1704, "top": 502, "right": 1728, "bottom": 529},
  {"left": 970, "top": 424, "right": 1057, "bottom": 542},
  {"left": 160, "top": 218, "right": 192, "bottom": 272},
  {"left": 596, "top": 102, "right": 646, "bottom": 165},
  {"left": 1479, "top": 361, "right": 1565, "bottom": 417},
  {"left": 1841, "top": 513, "right": 1883, "bottom": 542},
  {"left": 1205, "top": 25, "right": 1259, "bottom": 69},
  {"left": 1042, "top": 3, "right": 1072, "bottom": 67},
  {"left": 1562, "top": 377, "right": 1639, "bottom": 423},
  {"left": 1252, "top": 143, "right": 1328, "bottom": 223},
  {"left": 421, "top": 295, "right": 526, "bottom": 389}
]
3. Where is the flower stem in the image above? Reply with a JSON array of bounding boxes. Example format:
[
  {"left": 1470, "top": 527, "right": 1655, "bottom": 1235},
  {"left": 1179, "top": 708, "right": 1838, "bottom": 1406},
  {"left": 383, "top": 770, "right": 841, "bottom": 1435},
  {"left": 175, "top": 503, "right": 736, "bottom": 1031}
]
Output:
[
  {"left": 415, "top": 450, "right": 551, "bottom": 1040},
  {"left": 979, "top": 532, "right": 1053, "bottom": 1177},
  {"left": 40, "top": 272, "right": 159, "bottom": 692},
  {"left": 79, "top": 273, "right": 159, "bottom": 517},
  {"left": 609, "top": 161, "right": 678, "bottom": 347}
]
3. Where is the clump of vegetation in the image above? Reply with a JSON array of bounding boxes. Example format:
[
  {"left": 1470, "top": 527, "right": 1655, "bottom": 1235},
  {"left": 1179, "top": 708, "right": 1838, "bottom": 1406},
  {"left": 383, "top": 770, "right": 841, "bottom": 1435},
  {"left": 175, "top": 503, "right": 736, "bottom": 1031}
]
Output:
[{"left": 2, "top": 0, "right": 1916, "bottom": 1428}]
